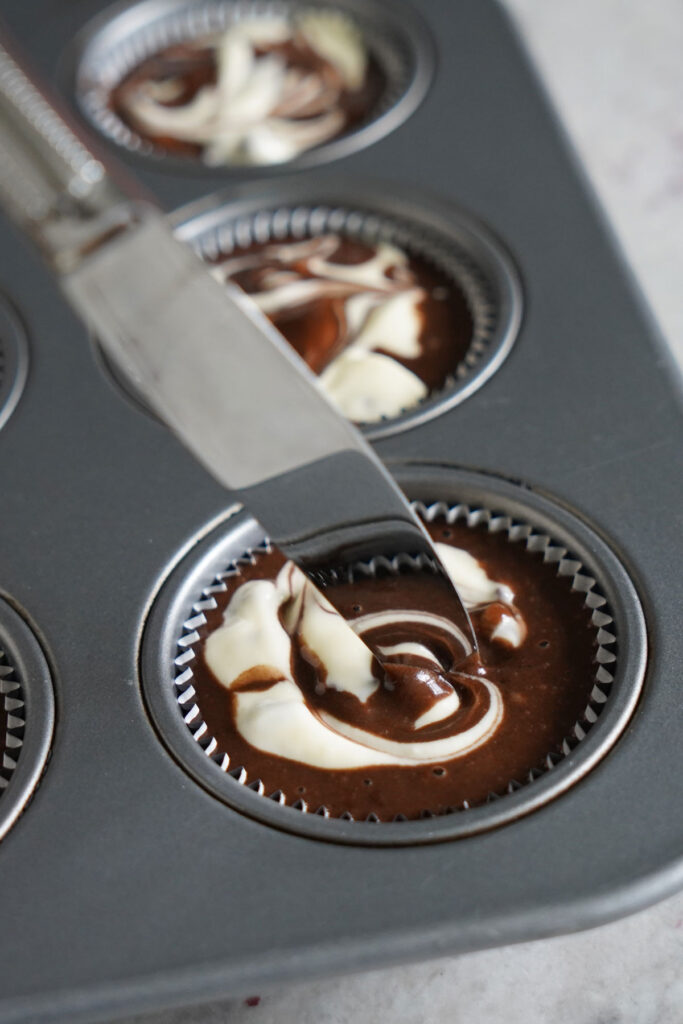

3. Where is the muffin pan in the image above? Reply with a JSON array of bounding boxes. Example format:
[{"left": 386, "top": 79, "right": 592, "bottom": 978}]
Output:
[
  {"left": 0, "top": 0, "right": 681, "bottom": 1021},
  {"left": 71, "top": 0, "right": 434, "bottom": 173}
]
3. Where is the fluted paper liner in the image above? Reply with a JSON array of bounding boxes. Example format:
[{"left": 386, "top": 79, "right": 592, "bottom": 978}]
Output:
[
  {"left": 0, "top": 646, "right": 25, "bottom": 796},
  {"left": 0, "top": 299, "right": 29, "bottom": 434},
  {"left": 171, "top": 501, "right": 617, "bottom": 823}
]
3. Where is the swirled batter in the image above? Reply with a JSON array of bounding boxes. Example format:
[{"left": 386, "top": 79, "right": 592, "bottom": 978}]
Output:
[
  {"left": 211, "top": 234, "right": 474, "bottom": 422},
  {"left": 110, "top": 12, "right": 384, "bottom": 165},
  {"left": 190, "top": 518, "right": 597, "bottom": 819}
]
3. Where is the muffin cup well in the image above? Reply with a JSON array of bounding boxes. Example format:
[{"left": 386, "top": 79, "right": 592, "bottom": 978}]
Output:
[
  {"left": 99, "top": 183, "right": 522, "bottom": 438},
  {"left": 71, "top": 0, "right": 434, "bottom": 173},
  {"left": 140, "top": 464, "right": 646, "bottom": 845},
  {"left": 0, "top": 297, "right": 29, "bottom": 434},
  {"left": 0, "top": 599, "right": 54, "bottom": 842}
]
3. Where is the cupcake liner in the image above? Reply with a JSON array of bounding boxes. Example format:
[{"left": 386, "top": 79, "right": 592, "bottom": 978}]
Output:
[
  {"left": 0, "top": 648, "right": 25, "bottom": 794},
  {"left": 73, "top": 0, "right": 429, "bottom": 170},
  {"left": 170, "top": 499, "right": 617, "bottom": 823}
]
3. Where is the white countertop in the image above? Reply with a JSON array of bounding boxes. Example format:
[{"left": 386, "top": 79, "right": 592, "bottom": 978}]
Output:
[{"left": 128, "top": 2, "right": 683, "bottom": 1021}]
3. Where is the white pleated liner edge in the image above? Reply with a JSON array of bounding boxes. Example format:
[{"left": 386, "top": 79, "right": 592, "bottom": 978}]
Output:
[
  {"left": 76, "top": 0, "right": 412, "bottom": 161},
  {"left": 0, "top": 647, "right": 26, "bottom": 794}
]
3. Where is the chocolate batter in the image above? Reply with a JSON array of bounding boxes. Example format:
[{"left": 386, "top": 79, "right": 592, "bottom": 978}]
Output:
[{"left": 187, "top": 518, "right": 598, "bottom": 820}]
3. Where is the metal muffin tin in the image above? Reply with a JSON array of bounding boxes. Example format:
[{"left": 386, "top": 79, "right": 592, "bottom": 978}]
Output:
[
  {"left": 71, "top": 0, "right": 435, "bottom": 174},
  {"left": 141, "top": 464, "right": 645, "bottom": 845},
  {"left": 0, "top": 296, "right": 28, "bottom": 433},
  {"left": 0, "top": 600, "right": 54, "bottom": 843},
  {"left": 0, "top": 0, "right": 681, "bottom": 1021}
]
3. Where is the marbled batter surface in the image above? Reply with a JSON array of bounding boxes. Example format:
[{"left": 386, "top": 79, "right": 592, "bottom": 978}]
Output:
[{"left": 191, "top": 518, "right": 595, "bottom": 818}]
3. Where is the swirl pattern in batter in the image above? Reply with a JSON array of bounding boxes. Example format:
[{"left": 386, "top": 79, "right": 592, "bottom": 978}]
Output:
[
  {"left": 110, "top": 12, "right": 384, "bottom": 165},
  {"left": 211, "top": 233, "right": 474, "bottom": 422},
  {"left": 189, "top": 516, "right": 597, "bottom": 819}
]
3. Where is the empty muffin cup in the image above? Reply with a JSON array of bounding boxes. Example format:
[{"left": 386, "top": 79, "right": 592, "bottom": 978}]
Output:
[
  {"left": 140, "top": 464, "right": 646, "bottom": 846},
  {"left": 72, "top": 0, "right": 434, "bottom": 171}
]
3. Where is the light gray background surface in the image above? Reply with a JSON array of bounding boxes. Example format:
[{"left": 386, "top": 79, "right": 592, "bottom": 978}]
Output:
[{"left": 125, "top": 1, "right": 683, "bottom": 1021}]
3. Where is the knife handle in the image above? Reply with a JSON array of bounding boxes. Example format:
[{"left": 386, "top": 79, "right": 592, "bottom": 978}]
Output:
[{"left": 0, "top": 30, "right": 148, "bottom": 270}]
